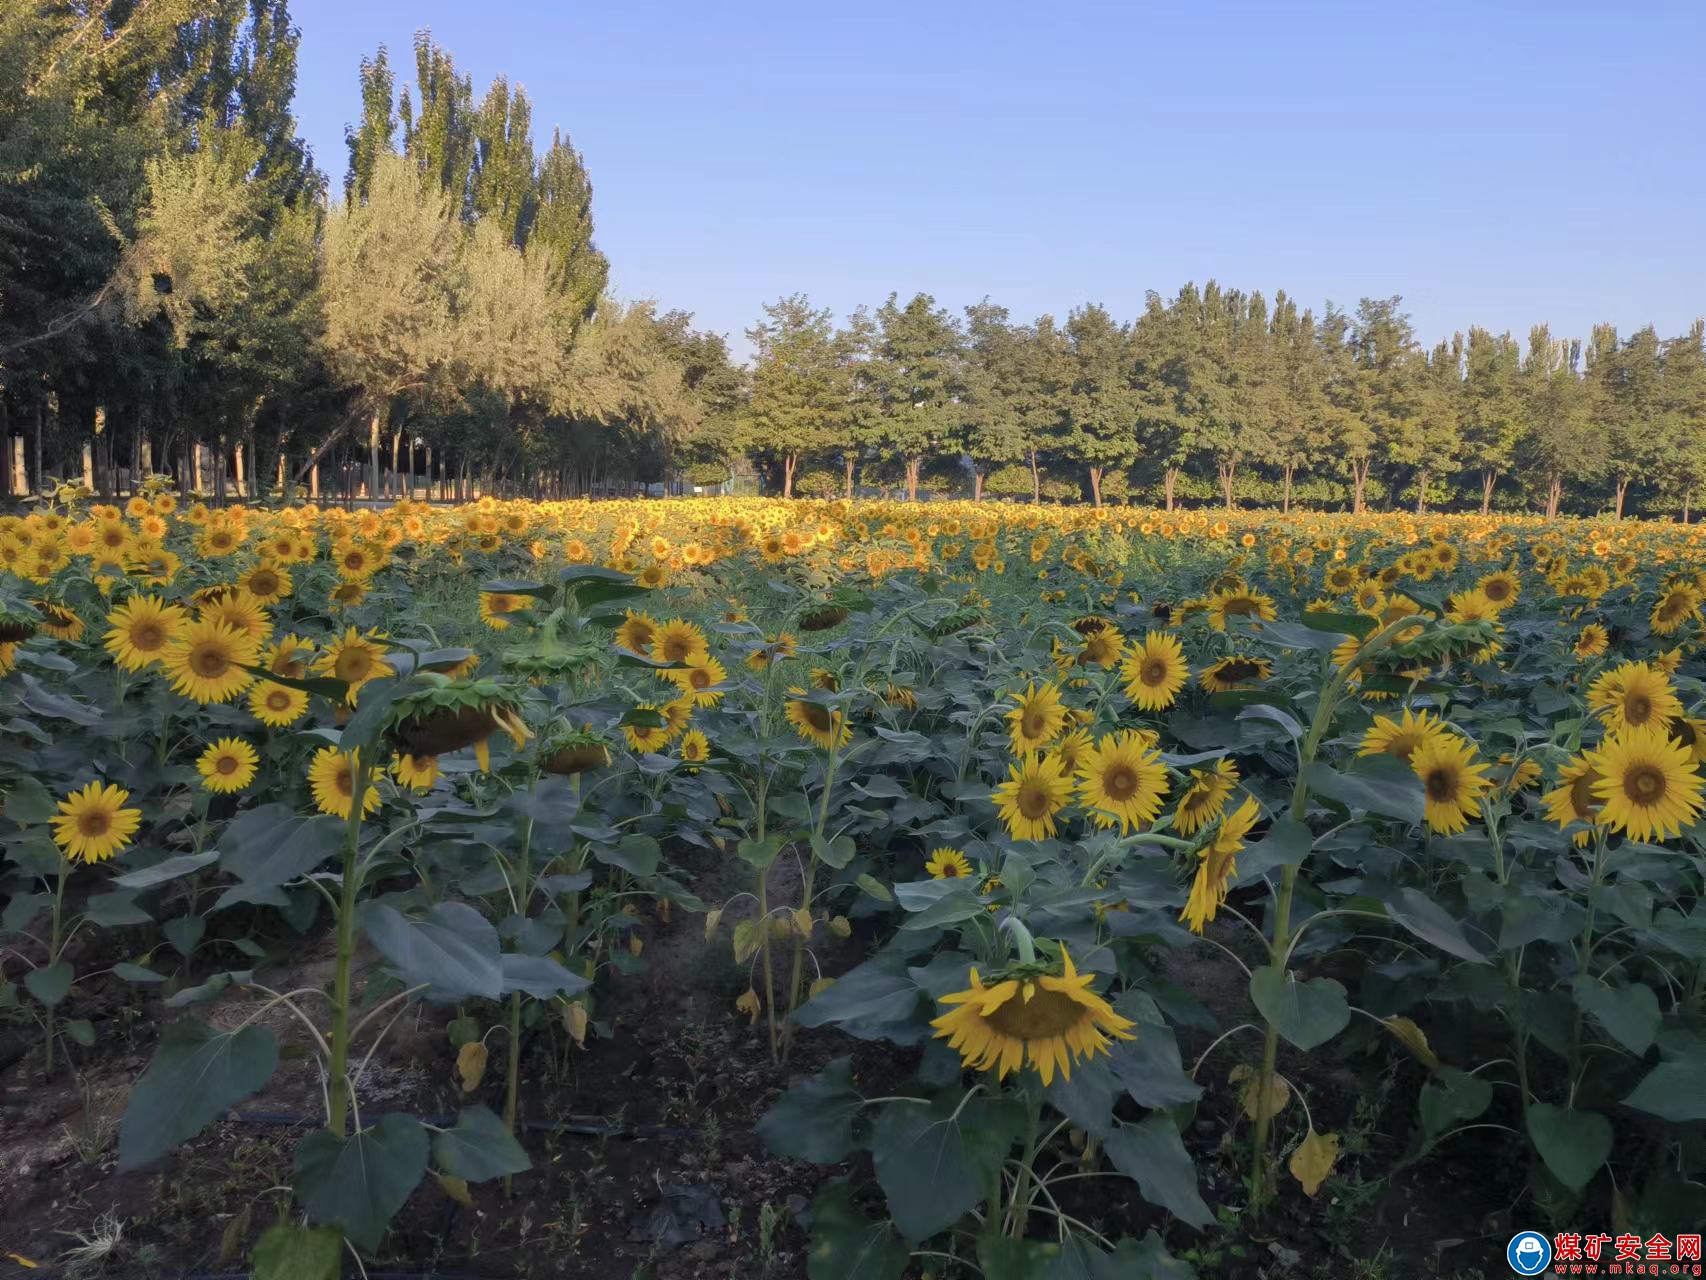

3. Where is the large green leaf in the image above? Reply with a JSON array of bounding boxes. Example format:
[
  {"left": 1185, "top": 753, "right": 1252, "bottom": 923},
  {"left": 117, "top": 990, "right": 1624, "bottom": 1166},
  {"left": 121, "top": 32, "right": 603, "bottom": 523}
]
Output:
[
  {"left": 1418, "top": 1067, "right": 1492, "bottom": 1137},
  {"left": 112, "top": 851, "right": 219, "bottom": 889},
  {"left": 794, "top": 953, "right": 928, "bottom": 1044},
  {"left": 805, "top": 1183, "right": 909, "bottom": 1280},
  {"left": 1573, "top": 975, "right": 1660, "bottom": 1055},
  {"left": 1624, "top": 1060, "right": 1706, "bottom": 1121},
  {"left": 1048, "top": 1234, "right": 1198, "bottom": 1280},
  {"left": 361, "top": 901, "right": 502, "bottom": 1001},
  {"left": 1381, "top": 886, "right": 1489, "bottom": 964},
  {"left": 1302, "top": 755, "right": 1424, "bottom": 824},
  {"left": 1248, "top": 966, "right": 1350, "bottom": 1051},
  {"left": 432, "top": 1105, "right": 531, "bottom": 1181},
  {"left": 24, "top": 960, "right": 72, "bottom": 1007},
  {"left": 498, "top": 953, "right": 589, "bottom": 999},
  {"left": 1104, "top": 1115, "right": 1213, "bottom": 1229},
  {"left": 118, "top": 1020, "right": 279, "bottom": 1168},
  {"left": 1526, "top": 1103, "right": 1611, "bottom": 1191},
  {"left": 870, "top": 1094, "right": 1020, "bottom": 1240},
  {"left": 220, "top": 804, "right": 344, "bottom": 887},
  {"left": 592, "top": 833, "right": 660, "bottom": 876},
  {"left": 979, "top": 1236, "right": 1063, "bottom": 1279},
  {"left": 250, "top": 1224, "right": 341, "bottom": 1280},
  {"left": 756, "top": 1057, "right": 864, "bottom": 1162},
  {"left": 2, "top": 774, "right": 57, "bottom": 825},
  {"left": 294, "top": 1114, "right": 429, "bottom": 1251}
]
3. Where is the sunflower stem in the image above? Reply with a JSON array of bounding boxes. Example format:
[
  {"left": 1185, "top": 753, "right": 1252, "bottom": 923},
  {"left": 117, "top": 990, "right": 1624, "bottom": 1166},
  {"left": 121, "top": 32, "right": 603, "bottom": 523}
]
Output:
[
  {"left": 504, "top": 766, "right": 539, "bottom": 1197},
  {"left": 326, "top": 753, "right": 372, "bottom": 1138},
  {"left": 42, "top": 858, "right": 68, "bottom": 1079},
  {"left": 781, "top": 740, "right": 841, "bottom": 1062},
  {"left": 1000, "top": 916, "right": 1038, "bottom": 967},
  {"left": 1006, "top": 1085, "right": 1043, "bottom": 1239}
]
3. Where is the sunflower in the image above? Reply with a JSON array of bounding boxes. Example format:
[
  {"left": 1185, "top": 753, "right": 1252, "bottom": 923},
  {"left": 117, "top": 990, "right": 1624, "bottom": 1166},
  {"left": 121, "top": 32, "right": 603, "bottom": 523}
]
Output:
[
  {"left": 1587, "top": 661, "right": 1681, "bottom": 732},
  {"left": 1543, "top": 754, "right": 1604, "bottom": 846},
  {"left": 615, "top": 609, "right": 659, "bottom": 657},
  {"left": 1077, "top": 730, "right": 1169, "bottom": 833},
  {"left": 249, "top": 679, "right": 310, "bottom": 727},
  {"left": 1410, "top": 735, "right": 1492, "bottom": 836},
  {"left": 196, "top": 737, "right": 259, "bottom": 793},
  {"left": 1179, "top": 794, "right": 1260, "bottom": 933},
  {"left": 785, "top": 689, "right": 851, "bottom": 751},
  {"left": 199, "top": 592, "right": 273, "bottom": 645},
  {"left": 1197, "top": 655, "right": 1272, "bottom": 693},
  {"left": 317, "top": 627, "right": 394, "bottom": 704},
  {"left": 236, "top": 562, "right": 293, "bottom": 605},
  {"left": 392, "top": 753, "right": 440, "bottom": 792},
  {"left": 1120, "top": 631, "right": 1189, "bottom": 711},
  {"left": 50, "top": 780, "right": 142, "bottom": 863},
  {"left": 1205, "top": 587, "right": 1276, "bottom": 631},
  {"left": 925, "top": 847, "right": 974, "bottom": 879},
  {"left": 1573, "top": 624, "right": 1609, "bottom": 660},
  {"left": 1006, "top": 681, "right": 1067, "bottom": 753},
  {"left": 1359, "top": 708, "right": 1447, "bottom": 763},
  {"left": 32, "top": 601, "right": 84, "bottom": 642},
  {"left": 1173, "top": 758, "right": 1240, "bottom": 835},
  {"left": 1671, "top": 716, "right": 1706, "bottom": 765},
  {"left": 678, "top": 729, "right": 710, "bottom": 771},
  {"left": 930, "top": 944, "right": 1135, "bottom": 1085},
  {"left": 623, "top": 704, "right": 672, "bottom": 753},
  {"left": 1587, "top": 725, "right": 1705, "bottom": 843},
  {"left": 1650, "top": 584, "right": 1701, "bottom": 637},
  {"left": 883, "top": 682, "right": 918, "bottom": 711},
  {"left": 993, "top": 751, "right": 1075, "bottom": 842},
  {"left": 307, "top": 746, "right": 380, "bottom": 819},
  {"left": 162, "top": 618, "right": 260, "bottom": 704},
  {"left": 809, "top": 667, "right": 841, "bottom": 692},
  {"left": 652, "top": 618, "right": 710, "bottom": 665},
  {"left": 664, "top": 654, "right": 727, "bottom": 706},
  {"left": 1077, "top": 625, "right": 1124, "bottom": 669},
  {"left": 479, "top": 591, "right": 533, "bottom": 631},
  {"left": 1051, "top": 727, "right": 1093, "bottom": 775},
  {"left": 103, "top": 595, "right": 185, "bottom": 671}
]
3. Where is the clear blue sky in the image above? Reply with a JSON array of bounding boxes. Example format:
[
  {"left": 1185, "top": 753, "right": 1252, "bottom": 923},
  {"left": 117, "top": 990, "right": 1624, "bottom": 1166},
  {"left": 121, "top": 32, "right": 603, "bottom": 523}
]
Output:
[{"left": 290, "top": 0, "right": 1706, "bottom": 360}]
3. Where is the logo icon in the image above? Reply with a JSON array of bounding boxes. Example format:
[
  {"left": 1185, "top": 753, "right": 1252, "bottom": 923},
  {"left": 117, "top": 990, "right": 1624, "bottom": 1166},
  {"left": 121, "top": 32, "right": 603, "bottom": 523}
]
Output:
[{"left": 1508, "top": 1231, "right": 1552, "bottom": 1275}]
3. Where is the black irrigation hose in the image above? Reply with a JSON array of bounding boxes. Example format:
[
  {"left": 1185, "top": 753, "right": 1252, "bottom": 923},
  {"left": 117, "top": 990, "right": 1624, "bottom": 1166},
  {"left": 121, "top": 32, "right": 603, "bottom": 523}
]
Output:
[{"left": 228, "top": 1108, "right": 694, "bottom": 1140}]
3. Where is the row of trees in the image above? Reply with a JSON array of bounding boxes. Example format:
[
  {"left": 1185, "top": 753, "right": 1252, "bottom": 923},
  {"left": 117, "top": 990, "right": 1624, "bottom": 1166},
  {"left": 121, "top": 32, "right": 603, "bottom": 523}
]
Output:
[
  {"left": 732, "top": 288, "right": 1706, "bottom": 518},
  {"left": 1, "top": 3, "right": 739, "bottom": 503},
  {"left": 2, "top": 4, "right": 1699, "bottom": 515}
]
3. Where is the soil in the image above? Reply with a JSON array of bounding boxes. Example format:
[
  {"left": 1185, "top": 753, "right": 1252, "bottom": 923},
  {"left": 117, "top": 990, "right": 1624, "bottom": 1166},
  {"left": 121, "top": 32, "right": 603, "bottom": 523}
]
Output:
[{"left": 0, "top": 862, "right": 1521, "bottom": 1280}]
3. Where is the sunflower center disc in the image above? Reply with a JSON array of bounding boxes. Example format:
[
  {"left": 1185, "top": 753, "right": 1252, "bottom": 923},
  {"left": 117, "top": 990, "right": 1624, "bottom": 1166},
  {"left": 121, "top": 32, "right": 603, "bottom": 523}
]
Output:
[
  {"left": 1627, "top": 695, "right": 1652, "bottom": 723},
  {"left": 1103, "top": 766, "right": 1137, "bottom": 799},
  {"left": 1142, "top": 660, "right": 1168, "bottom": 684},
  {"left": 79, "top": 812, "right": 110, "bottom": 837},
  {"left": 1425, "top": 768, "right": 1458, "bottom": 802},
  {"left": 1627, "top": 765, "right": 1665, "bottom": 802},
  {"left": 192, "top": 648, "right": 227, "bottom": 677},
  {"left": 1018, "top": 783, "right": 1052, "bottom": 819},
  {"left": 984, "top": 987, "right": 1085, "bottom": 1039}
]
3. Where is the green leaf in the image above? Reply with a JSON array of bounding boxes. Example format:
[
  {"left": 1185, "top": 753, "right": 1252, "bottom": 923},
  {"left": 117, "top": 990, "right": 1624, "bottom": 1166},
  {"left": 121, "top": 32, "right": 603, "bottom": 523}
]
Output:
[
  {"left": 237, "top": 663, "right": 348, "bottom": 702},
  {"left": 736, "top": 835, "right": 785, "bottom": 870},
  {"left": 498, "top": 953, "right": 589, "bottom": 999},
  {"left": 3, "top": 774, "right": 57, "bottom": 825},
  {"left": 805, "top": 1183, "right": 909, "bottom": 1280},
  {"left": 870, "top": 1094, "right": 1019, "bottom": 1240},
  {"left": 795, "top": 953, "right": 927, "bottom": 1044},
  {"left": 164, "top": 969, "right": 252, "bottom": 1008},
  {"left": 592, "top": 833, "right": 660, "bottom": 877},
  {"left": 432, "top": 1105, "right": 531, "bottom": 1182},
  {"left": 24, "top": 960, "right": 72, "bottom": 1007},
  {"left": 294, "top": 1113, "right": 429, "bottom": 1251},
  {"left": 1418, "top": 1068, "right": 1492, "bottom": 1137},
  {"left": 1248, "top": 966, "right": 1350, "bottom": 1051},
  {"left": 361, "top": 902, "right": 503, "bottom": 1002},
  {"left": 1302, "top": 610, "right": 1375, "bottom": 638},
  {"left": 112, "top": 851, "right": 220, "bottom": 889},
  {"left": 1381, "top": 886, "right": 1489, "bottom": 964},
  {"left": 83, "top": 890, "right": 152, "bottom": 926},
  {"left": 1256, "top": 620, "right": 1354, "bottom": 651},
  {"left": 113, "top": 962, "right": 166, "bottom": 983},
  {"left": 1049, "top": 1234, "right": 1198, "bottom": 1280},
  {"left": 1104, "top": 1115, "right": 1213, "bottom": 1229},
  {"left": 64, "top": 1018, "right": 95, "bottom": 1047},
  {"left": 341, "top": 677, "right": 410, "bottom": 752},
  {"left": 810, "top": 833, "right": 857, "bottom": 869},
  {"left": 1235, "top": 702, "right": 1305, "bottom": 740},
  {"left": 1573, "top": 975, "right": 1660, "bottom": 1055},
  {"left": 855, "top": 873, "right": 892, "bottom": 903},
  {"left": 756, "top": 1057, "right": 864, "bottom": 1163},
  {"left": 1232, "top": 818, "right": 1313, "bottom": 884},
  {"left": 220, "top": 805, "right": 345, "bottom": 887},
  {"left": 118, "top": 1020, "right": 278, "bottom": 1168},
  {"left": 1526, "top": 1103, "right": 1612, "bottom": 1191},
  {"left": 1624, "top": 1061, "right": 1706, "bottom": 1121},
  {"left": 978, "top": 1235, "right": 1063, "bottom": 1279},
  {"left": 480, "top": 578, "right": 555, "bottom": 599},
  {"left": 1302, "top": 756, "right": 1424, "bottom": 824},
  {"left": 250, "top": 1223, "right": 342, "bottom": 1280},
  {"left": 164, "top": 914, "right": 205, "bottom": 956}
]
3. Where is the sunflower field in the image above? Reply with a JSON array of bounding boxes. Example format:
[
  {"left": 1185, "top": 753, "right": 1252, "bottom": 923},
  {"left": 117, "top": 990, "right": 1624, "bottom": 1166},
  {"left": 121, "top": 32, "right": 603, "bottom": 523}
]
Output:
[{"left": 2, "top": 490, "right": 1706, "bottom": 1279}]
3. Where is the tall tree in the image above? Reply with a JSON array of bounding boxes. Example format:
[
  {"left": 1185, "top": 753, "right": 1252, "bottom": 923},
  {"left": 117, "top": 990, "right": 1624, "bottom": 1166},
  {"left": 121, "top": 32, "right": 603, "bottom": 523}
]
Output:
[
  {"left": 530, "top": 128, "right": 607, "bottom": 322},
  {"left": 1062, "top": 303, "right": 1137, "bottom": 506},
  {"left": 869, "top": 293, "right": 965, "bottom": 501},
  {"left": 343, "top": 45, "right": 394, "bottom": 201},
  {"left": 738, "top": 295, "right": 846, "bottom": 498},
  {"left": 471, "top": 76, "right": 535, "bottom": 246},
  {"left": 1658, "top": 320, "right": 1706, "bottom": 521},
  {"left": 1461, "top": 327, "right": 1526, "bottom": 513},
  {"left": 961, "top": 301, "right": 1026, "bottom": 501},
  {"left": 399, "top": 31, "right": 475, "bottom": 210},
  {"left": 1520, "top": 325, "right": 1601, "bottom": 518}
]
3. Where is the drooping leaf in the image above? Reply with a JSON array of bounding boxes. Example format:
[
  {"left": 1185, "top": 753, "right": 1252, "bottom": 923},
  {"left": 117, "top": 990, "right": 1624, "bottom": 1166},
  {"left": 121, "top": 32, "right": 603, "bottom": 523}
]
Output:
[
  {"left": 498, "top": 952, "right": 589, "bottom": 999},
  {"left": 111, "top": 851, "right": 219, "bottom": 889},
  {"left": 1104, "top": 1114, "right": 1213, "bottom": 1229},
  {"left": 220, "top": 805, "right": 344, "bottom": 887},
  {"left": 870, "top": 1094, "right": 1021, "bottom": 1240},
  {"left": 593, "top": 833, "right": 660, "bottom": 876},
  {"left": 1248, "top": 966, "right": 1350, "bottom": 1051},
  {"left": 1302, "top": 755, "right": 1424, "bottom": 824},
  {"left": 1624, "top": 1060, "right": 1706, "bottom": 1122},
  {"left": 118, "top": 1020, "right": 278, "bottom": 1168},
  {"left": 1288, "top": 1128, "right": 1341, "bottom": 1196},
  {"left": 293, "top": 1114, "right": 430, "bottom": 1250},
  {"left": 361, "top": 902, "right": 503, "bottom": 1002}
]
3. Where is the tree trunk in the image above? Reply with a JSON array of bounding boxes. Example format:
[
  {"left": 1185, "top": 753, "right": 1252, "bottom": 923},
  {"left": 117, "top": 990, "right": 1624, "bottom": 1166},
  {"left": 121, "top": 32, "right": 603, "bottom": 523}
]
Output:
[
  {"left": 1351, "top": 459, "right": 1369, "bottom": 514},
  {"left": 389, "top": 429, "right": 402, "bottom": 499},
  {"left": 33, "top": 399, "right": 44, "bottom": 497},
  {"left": 782, "top": 453, "right": 796, "bottom": 499},
  {"left": 1218, "top": 460, "right": 1236, "bottom": 511},
  {"left": 1614, "top": 476, "right": 1630, "bottom": 519},
  {"left": 1164, "top": 468, "right": 1178, "bottom": 512},
  {"left": 1088, "top": 465, "right": 1103, "bottom": 508},
  {"left": 1414, "top": 467, "right": 1429, "bottom": 515},
  {"left": 1281, "top": 465, "right": 1294, "bottom": 514},
  {"left": 1029, "top": 449, "right": 1040, "bottom": 504},
  {"left": 905, "top": 456, "right": 920, "bottom": 502},
  {"left": 1546, "top": 474, "right": 1562, "bottom": 519},
  {"left": 1684, "top": 488, "right": 1692, "bottom": 524},
  {"left": 234, "top": 441, "right": 247, "bottom": 499},
  {"left": 973, "top": 465, "right": 985, "bottom": 502},
  {"left": 843, "top": 453, "right": 855, "bottom": 499},
  {"left": 368, "top": 408, "right": 383, "bottom": 500}
]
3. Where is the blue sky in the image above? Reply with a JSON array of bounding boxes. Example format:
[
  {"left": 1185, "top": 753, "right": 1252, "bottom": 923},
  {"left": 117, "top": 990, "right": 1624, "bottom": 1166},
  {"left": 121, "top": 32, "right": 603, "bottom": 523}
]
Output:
[{"left": 290, "top": 0, "right": 1706, "bottom": 360}]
